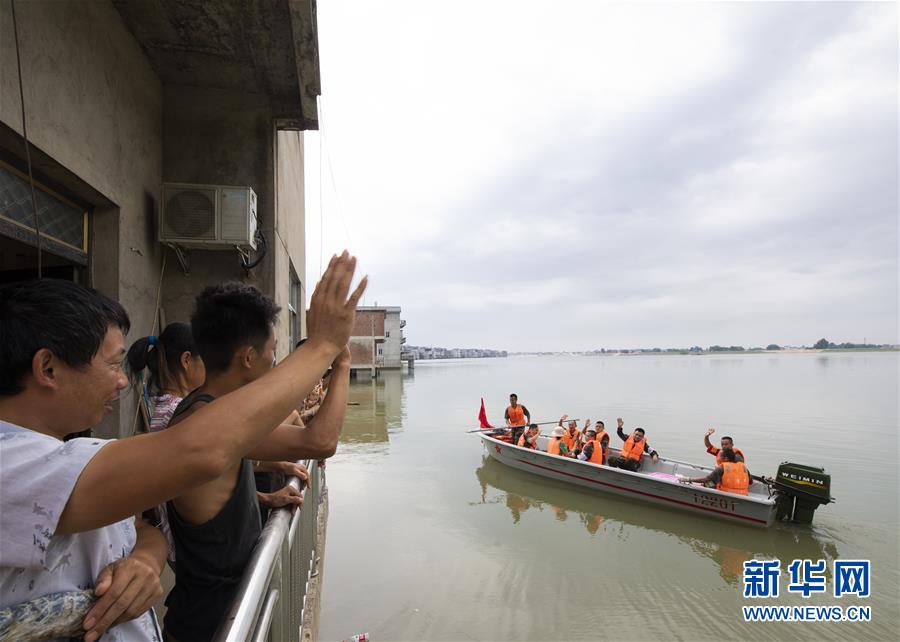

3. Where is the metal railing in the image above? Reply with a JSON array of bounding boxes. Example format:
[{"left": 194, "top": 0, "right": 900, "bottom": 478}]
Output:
[{"left": 213, "top": 460, "right": 324, "bottom": 642}]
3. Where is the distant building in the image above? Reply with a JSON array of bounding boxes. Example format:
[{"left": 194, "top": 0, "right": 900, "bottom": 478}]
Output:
[{"left": 349, "top": 306, "right": 412, "bottom": 375}]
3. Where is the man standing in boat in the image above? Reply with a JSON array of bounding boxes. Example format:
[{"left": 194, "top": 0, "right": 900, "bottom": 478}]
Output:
[
  {"left": 608, "top": 417, "right": 659, "bottom": 471},
  {"left": 703, "top": 427, "right": 746, "bottom": 464},
  {"left": 504, "top": 393, "right": 530, "bottom": 444}
]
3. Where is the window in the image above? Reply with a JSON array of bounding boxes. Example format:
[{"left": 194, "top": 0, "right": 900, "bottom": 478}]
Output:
[
  {"left": 0, "top": 160, "right": 88, "bottom": 283},
  {"left": 288, "top": 269, "right": 301, "bottom": 350},
  {"left": 0, "top": 161, "right": 88, "bottom": 257}
]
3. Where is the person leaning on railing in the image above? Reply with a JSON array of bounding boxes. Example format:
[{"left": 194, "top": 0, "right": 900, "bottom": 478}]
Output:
[
  {"left": 0, "top": 252, "right": 366, "bottom": 642},
  {"left": 160, "top": 281, "right": 355, "bottom": 642}
]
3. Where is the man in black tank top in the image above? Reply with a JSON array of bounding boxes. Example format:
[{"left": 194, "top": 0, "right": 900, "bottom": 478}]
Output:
[{"left": 163, "top": 283, "right": 352, "bottom": 641}]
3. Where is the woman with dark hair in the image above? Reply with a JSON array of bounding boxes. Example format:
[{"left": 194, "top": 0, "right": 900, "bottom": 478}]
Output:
[{"left": 126, "top": 322, "right": 205, "bottom": 432}]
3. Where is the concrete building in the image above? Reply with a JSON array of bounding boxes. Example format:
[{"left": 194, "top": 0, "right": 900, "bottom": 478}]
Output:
[
  {"left": 0, "top": 0, "right": 319, "bottom": 439},
  {"left": 348, "top": 305, "right": 411, "bottom": 374}
]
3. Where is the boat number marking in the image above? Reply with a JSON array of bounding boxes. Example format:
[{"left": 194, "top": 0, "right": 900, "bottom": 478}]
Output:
[{"left": 693, "top": 491, "right": 736, "bottom": 512}]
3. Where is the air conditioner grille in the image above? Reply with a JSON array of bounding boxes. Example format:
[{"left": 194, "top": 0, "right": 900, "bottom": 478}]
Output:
[{"left": 164, "top": 189, "right": 216, "bottom": 239}]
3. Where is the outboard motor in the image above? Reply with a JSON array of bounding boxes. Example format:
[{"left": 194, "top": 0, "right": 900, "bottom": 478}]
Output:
[{"left": 773, "top": 462, "right": 833, "bottom": 524}]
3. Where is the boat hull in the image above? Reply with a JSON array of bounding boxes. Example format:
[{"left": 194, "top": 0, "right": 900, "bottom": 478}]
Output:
[{"left": 480, "top": 434, "right": 776, "bottom": 527}]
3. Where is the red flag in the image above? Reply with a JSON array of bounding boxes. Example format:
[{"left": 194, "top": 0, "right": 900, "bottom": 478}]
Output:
[{"left": 478, "top": 397, "right": 494, "bottom": 429}]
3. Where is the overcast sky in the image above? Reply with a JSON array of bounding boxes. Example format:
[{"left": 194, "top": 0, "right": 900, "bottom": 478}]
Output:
[{"left": 305, "top": 1, "right": 898, "bottom": 352}]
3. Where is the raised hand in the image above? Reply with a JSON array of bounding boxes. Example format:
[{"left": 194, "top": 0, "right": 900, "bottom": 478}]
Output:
[
  {"left": 306, "top": 251, "right": 368, "bottom": 356},
  {"left": 706, "top": 427, "right": 716, "bottom": 437}
]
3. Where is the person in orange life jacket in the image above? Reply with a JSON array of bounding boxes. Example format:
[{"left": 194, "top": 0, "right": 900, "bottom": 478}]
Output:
[
  {"left": 679, "top": 448, "right": 751, "bottom": 495},
  {"left": 505, "top": 393, "right": 530, "bottom": 444},
  {"left": 517, "top": 424, "right": 540, "bottom": 449},
  {"left": 558, "top": 414, "right": 583, "bottom": 456},
  {"left": 703, "top": 427, "right": 745, "bottom": 464},
  {"left": 592, "top": 420, "right": 610, "bottom": 463},
  {"left": 608, "top": 417, "right": 659, "bottom": 471},
  {"left": 578, "top": 426, "right": 608, "bottom": 465},
  {"left": 546, "top": 427, "right": 571, "bottom": 457}
]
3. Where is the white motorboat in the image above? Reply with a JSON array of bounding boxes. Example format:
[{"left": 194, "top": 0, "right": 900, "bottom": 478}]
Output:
[{"left": 479, "top": 431, "right": 832, "bottom": 528}]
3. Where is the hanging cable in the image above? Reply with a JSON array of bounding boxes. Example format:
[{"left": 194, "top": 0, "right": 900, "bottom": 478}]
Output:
[
  {"left": 10, "top": 0, "right": 42, "bottom": 278},
  {"left": 129, "top": 250, "right": 168, "bottom": 437},
  {"left": 240, "top": 229, "right": 268, "bottom": 271},
  {"left": 317, "top": 95, "right": 365, "bottom": 304},
  {"left": 318, "top": 98, "right": 354, "bottom": 248}
]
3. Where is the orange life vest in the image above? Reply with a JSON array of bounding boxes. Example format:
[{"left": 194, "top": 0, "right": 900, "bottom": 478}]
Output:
[
  {"left": 587, "top": 438, "right": 604, "bottom": 464},
  {"left": 518, "top": 432, "right": 535, "bottom": 449},
  {"left": 621, "top": 434, "right": 646, "bottom": 461},
  {"left": 595, "top": 430, "right": 608, "bottom": 459},
  {"left": 717, "top": 461, "right": 749, "bottom": 495},
  {"left": 562, "top": 428, "right": 579, "bottom": 452},
  {"left": 716, "top": 447, "right": 746, "bottom": 465},
  {"left": 547, "top": 437, "right": 562, "bottom": 456},
  {"left": 507, "top": 405, "right": 526, "bottom": 427}
]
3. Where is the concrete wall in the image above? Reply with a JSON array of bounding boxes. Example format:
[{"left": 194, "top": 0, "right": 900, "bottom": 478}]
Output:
[
  {"left": 0, "top": 0, "right": 163, "bottom": 438},
  {"left": 159, "top": 85, "right": 275, "bottom": 329},
  {"left": 159, "top": 90, "right": 307, "bottom": 361},
  {"left": 382, "top": 310, "right": 402, "bottom": 368},
  {"left": 0, "top": 1, "right": 310, "bottom": 432},
  {"left": 274, "top": 130, "right": 307, "bottom": 355}
]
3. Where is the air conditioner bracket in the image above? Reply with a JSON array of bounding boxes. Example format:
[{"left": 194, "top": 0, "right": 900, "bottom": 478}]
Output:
[{"left": 166, "top": 243, "right": 190, "bottom": 276}]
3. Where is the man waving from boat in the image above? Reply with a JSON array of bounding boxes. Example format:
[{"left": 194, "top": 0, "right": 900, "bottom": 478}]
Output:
[
  {"left": 608, "top": 417, "right": 659, "bottom": 471},
  {"left": 703, "top": 427, "right": 745, "bottom": 464}
]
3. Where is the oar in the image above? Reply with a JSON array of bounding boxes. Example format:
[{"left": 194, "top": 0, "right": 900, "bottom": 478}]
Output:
[{"left": 466, "top": 419, "right": 580, "bottom": 434}]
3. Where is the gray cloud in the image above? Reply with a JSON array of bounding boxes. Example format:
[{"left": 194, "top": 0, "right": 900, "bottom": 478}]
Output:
[{"left": 312, "top": 1, "right": 898, "bottom": 351}]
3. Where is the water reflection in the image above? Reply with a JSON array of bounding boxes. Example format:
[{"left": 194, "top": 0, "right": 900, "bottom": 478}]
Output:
[
  {"left": 475, "top": 455, "right": 838, "bottom": 585},
  {"left": 340, "top": 370, "right": 410, "bottom": 443}
]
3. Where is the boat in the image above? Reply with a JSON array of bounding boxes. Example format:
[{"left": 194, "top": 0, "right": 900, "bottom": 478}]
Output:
[
  {"left": 478, "top": 430, "right": 832, "bottom": 528},
  {"left": 474, "top": 455, "right": 839, "bottom": 582}
]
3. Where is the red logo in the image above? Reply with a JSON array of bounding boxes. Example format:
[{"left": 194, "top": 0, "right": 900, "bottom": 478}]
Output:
[{"left": 495, "top": 445, "right": 502, "bottom": 454}]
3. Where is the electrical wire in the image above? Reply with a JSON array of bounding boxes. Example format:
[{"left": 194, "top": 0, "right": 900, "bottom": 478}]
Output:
[
  {"left": 129, "top": 251, "right": 168, "bottom": 437},
  {"left": 10, "top": 0, "right": 42, "bottom": 278}
]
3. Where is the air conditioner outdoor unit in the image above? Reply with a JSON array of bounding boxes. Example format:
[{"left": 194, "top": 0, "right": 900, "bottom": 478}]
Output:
[{"left": 159, "top": 183, "right": 257, "bottom": 250}]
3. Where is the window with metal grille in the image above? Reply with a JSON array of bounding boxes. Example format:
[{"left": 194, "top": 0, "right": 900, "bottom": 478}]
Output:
[{"left": 0, "top": 161, "right": 87, "bottom": 258}]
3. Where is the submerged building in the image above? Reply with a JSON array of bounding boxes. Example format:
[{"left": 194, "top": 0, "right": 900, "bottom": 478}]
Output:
[{"left": 349, "top": 305, "right": 414, "bottom": 375}]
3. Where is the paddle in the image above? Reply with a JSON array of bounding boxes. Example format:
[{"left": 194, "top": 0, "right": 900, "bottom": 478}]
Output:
[{"left": 466, "top": 419, "right": 581, "bottom": 434}]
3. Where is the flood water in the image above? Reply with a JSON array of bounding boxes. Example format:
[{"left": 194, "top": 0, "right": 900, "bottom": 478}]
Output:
[{"left": 318, "top": 353, "right": 899, "bottom": 641}]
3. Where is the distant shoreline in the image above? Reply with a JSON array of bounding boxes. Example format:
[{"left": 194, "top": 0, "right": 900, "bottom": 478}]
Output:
[{"left": 505, "top": 347, "right": 900, "bottom": 357}]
